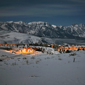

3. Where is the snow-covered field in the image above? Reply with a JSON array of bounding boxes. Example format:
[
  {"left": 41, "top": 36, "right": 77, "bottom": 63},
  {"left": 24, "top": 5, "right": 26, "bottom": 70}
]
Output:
[
  {"left": 0, "top": 31, "right": 85, "bottom": 44},
  {"left": 0, "top": 49, "right": 85, "bottom": 85}
]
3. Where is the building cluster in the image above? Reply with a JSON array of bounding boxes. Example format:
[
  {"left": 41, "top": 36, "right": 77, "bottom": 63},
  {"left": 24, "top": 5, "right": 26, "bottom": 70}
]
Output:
[
  {"left": 0, "top": 44, "right": 16, "bottom": 46},
  {"left": 58, "top": 45, "right": 85, "bottom": 52},
  {"left": 0, "top": 44, "right": 85, "bottom": 53}
]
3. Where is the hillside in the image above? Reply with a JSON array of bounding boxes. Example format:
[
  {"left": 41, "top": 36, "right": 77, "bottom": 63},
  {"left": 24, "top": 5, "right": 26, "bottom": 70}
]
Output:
[
  {"left": 0, "top": 49, "right": 85, "bottom": 85},
  {"left": 0, "top": 21, "right": 85, "bottom": 38},
  {"left": 0, "top": 21, "right": 85, "bottom": 44}
]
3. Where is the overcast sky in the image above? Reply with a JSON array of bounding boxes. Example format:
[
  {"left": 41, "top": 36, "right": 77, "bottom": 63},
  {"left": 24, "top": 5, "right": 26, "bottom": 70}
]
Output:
[{"left": 0, "top": 0, "right": 85, "bottom": 26}]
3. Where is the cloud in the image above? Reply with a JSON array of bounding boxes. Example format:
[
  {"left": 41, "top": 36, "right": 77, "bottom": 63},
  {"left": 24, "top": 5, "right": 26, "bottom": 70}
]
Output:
[
  {"left": 0, "top": 0, "right": 85, "bottom": 7},
  {"left": 0, "top": 0, "right": 85, "bottom": 17},
  {"left": 0, "top": 3, "right": 84, "bottom": 17}
]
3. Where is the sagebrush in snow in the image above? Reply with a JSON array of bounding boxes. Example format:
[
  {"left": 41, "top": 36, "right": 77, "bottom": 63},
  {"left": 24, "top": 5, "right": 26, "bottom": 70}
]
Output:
[{"left": 69, "top": 53, "right": 76, "bottom": 56}]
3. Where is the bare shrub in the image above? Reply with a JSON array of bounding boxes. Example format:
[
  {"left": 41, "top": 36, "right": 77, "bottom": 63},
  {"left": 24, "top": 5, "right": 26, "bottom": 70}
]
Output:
[
  {"left": 30, "top": 75, "right": 38, "bottom": 77},
  {"left": 0, "top": 59, "right": 3, "bottom": 62},
  {"left": 73, "top": 57, "right": 75, "bottom": 62},
  {"left": 31, "top": 56, "right": 35, "bottom": 59},
  {"left": 58, "top": 57, "right": 62, "bottom": 60},
  {"left": 36, "top": 60, "right": 39, "bottom": 64},
  {"left": 12, "top": 62, "right": 16, "bottom": 66},
  {"left": 11, "top": 57, "right": 14, "bottom": 59},
  {"left": 69, "top": 53, "right": 76, "bottom": 56},
  {"left": 4, "top": 62, "right": 8, "bottom": 65},
  {"left": 23, "top": 57, "right": 27, "bottom": 59},
  {"left": 26, "top": 60, "right": 28, "bottom": 64},
  {"left": 47, "top": 57, "right": 50, "bottom": 59}
]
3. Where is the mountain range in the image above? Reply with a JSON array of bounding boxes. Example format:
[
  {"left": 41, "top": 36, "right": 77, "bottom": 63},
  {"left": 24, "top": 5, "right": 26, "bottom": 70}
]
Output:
[{"left": 0, "top": 21, "right": 85, "bottom": 44}]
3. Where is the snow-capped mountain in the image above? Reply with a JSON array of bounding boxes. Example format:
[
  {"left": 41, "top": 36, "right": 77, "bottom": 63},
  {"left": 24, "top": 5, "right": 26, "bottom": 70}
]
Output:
[{"left": 0, "top": 21, "right": 85, "bottom": 39}]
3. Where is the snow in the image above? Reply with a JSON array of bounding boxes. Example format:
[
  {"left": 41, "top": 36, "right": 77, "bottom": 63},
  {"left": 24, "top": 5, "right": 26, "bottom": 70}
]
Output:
[
  {"left": 0, "top": 31, "right": 85, "bottom": 44},
  {"left": 79, "top": 32, "right": 85, "bottom": 37},
  {"left": 14, "top": 21, "right": 24, "bottom": 24},
  {"left": 52, "top": 25, "right": 56, "bottom": 28},
  {"left": 0, "top": 49, "right": 85, "bottom": 85},
  {"left": 7, "top": 21, "right": 13, "bottom": 23},
  {"left": 1, "top": 24, "right": 7, "bottom": 30},
  {"left": 1, "top": 21, "right": 85, "bottom": 38},
  {"left": 0, "top": 49, "right": 21, "bottom": 60},
  {"left": 0, "top": 31, "right": 42, "bottom": 44},
  {"left": 28, "top": 21, "right": 44, "bottom": 25},
  {"left": 12, "top": 25, "right": 19, "bottom": 32},
  {"left": 42, "top": 27, "right": 46, "bottom": 30},
  {"left": 0, "top": 49, "right": 14, "bottom": 57}
]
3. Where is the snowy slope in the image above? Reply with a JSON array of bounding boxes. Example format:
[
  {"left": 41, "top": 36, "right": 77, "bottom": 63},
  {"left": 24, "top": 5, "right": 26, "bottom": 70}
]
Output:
[
  {"left": 0, "top": 50, "right": 85, "bottom": 85},
  {"left": 0, "top": 21, "right": 85, "bottom": 44},
  {"left": 0, "top": 31, "right": 42, "bottom": 44},
  {"left": 0, "top": 31, "right": 85, "bottom": 44}
]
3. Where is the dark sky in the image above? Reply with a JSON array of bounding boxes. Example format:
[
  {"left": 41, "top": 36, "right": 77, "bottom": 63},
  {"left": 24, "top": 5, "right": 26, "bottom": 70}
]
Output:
[{"left": 0, "top": 0, "right": 85, "bottom": 26}]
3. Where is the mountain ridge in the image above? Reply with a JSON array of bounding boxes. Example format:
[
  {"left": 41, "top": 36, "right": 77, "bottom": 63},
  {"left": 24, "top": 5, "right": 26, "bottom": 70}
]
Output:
[{"left": 0, "top": 21, "right": 85, "bottom": 39}]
